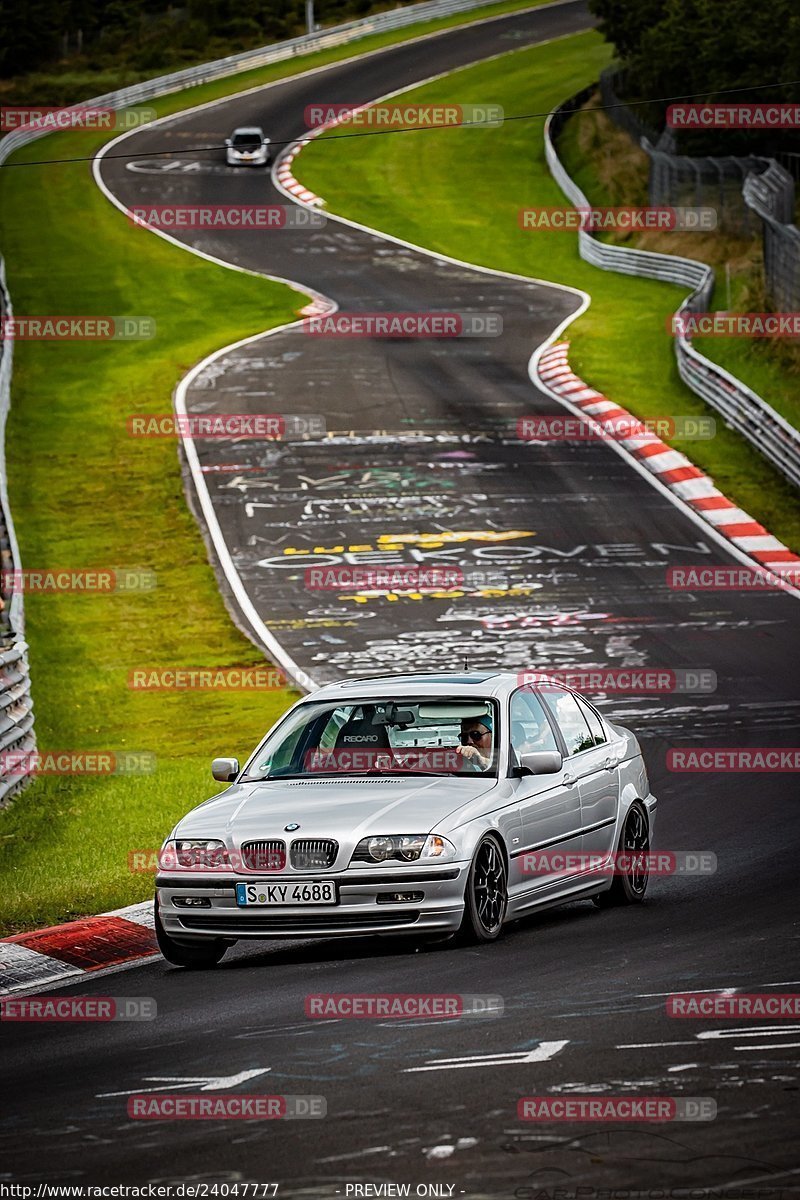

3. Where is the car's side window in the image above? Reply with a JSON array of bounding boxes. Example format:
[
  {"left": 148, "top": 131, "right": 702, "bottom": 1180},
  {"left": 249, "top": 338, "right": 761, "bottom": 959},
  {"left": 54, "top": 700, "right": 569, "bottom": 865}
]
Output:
[
  {"left": 541, "top": 688, "right": 595, "bottom": 756},
  {"left": 575, "top": 695, "right": 606, "bottom": 746},
  {"left": 509, "top": 690, "right": 560, "bottom": 758}
]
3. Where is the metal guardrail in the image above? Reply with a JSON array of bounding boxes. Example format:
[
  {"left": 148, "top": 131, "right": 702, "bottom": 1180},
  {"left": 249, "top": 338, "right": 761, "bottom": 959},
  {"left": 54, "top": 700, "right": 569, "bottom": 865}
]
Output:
[
  {"left": 0, "top": 0, "right": 519, "bottom": 798},
  {"left": 545, "top": 90, "right": 800, "bottom": 492},
  {"left": 0, "top": 0, "right": 516, "bottom": 167},
  {"left": 0, "top": 258, "right": 36, "bottom": 808}
]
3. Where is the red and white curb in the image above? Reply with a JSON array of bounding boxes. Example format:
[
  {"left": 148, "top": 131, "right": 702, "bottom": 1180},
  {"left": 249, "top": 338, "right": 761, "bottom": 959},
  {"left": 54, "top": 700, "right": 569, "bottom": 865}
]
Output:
[
  {"left": 299, "top": 296, "right": 336, "bottom": 317},
  {"left": 274, "top": 103, "right": 373, "bottom": 209},
  {"left": 536, "top": 341, "right": 800, "bottom": 578},
  {"left": 275, "top": 140, "right": 325, "bottom": 206},
  {"left": 0, "top": 902, "right": 157, "bottom": 995}
]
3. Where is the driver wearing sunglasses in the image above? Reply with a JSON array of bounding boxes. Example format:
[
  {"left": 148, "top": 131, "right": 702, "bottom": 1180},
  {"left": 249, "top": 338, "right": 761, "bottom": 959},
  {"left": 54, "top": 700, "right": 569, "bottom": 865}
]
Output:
[{"left": 454, "top": 715, "right": 494, "bottom": 772}]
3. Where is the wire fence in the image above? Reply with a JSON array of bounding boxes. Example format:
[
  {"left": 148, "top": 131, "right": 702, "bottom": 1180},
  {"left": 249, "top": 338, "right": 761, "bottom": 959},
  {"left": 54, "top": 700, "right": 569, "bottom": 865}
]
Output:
[
  {"left": 598, "top": 67, "right": 661, "bottom": 148},
  {"left": 642, "top": 138, "right": 771, "bottom": 237},
  {"left": 743, "top": 162, "right": 800, "bottom": 312},
  {"left": 545, "top": 93, "right": 800, "bottom": 493},
  {"left": 600, "top": 68, "right": 773, "bottom": 236},
  {"left": 598, "top": 68, "right": 800, "bottom": 317}
]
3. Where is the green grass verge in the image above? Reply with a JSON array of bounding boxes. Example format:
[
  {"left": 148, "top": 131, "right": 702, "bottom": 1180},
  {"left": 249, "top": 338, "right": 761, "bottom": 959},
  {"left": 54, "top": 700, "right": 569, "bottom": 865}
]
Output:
[
  {"left": 298, "top": 29, "right": 800, "bottom": 549},
  {"left": 557, "top": 96, "right": 800, "bottom": 433},
  {"left": 0, "top": 0, "right": 555, "bottom": 124},
  {"left": 0, "top": 131, "right": 305, "bottom": 934},
  {"left": 0, "top": 0, "right": 564, "bottom": 936}
]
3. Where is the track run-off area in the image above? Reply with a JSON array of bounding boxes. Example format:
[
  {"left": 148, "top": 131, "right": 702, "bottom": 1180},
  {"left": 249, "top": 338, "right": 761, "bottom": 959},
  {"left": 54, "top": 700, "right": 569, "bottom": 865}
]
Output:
[{"left": 2, "top": 1, "right": 798, "bottom": 1192}]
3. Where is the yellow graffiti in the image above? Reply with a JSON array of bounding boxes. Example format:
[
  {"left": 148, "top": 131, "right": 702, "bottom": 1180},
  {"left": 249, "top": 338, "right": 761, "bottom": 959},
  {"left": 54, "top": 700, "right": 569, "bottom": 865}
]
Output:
[
  {"left": 377, "top": 530, "right": 536, "bottom": 549},
  {"left": 280, "top": 531, "right": 536, "bottom": 556},
  {"left": 337, "top": 586, "right": 539, "bottom": 603}
]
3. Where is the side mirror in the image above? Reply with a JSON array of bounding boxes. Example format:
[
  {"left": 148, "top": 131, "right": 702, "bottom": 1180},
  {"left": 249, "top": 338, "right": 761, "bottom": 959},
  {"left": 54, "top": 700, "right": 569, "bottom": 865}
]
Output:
[
  {"left": 212, "top": 756, "right": 239, "bottom": 783},
  {"left": 262, "top": 137, "right": 270, "bottom": 145},
  {"left": 513, "top": 750, "right": 563, "bottom": 777},
  {"left": 224, "top": 138, "right": 232, "bottom": 147}
]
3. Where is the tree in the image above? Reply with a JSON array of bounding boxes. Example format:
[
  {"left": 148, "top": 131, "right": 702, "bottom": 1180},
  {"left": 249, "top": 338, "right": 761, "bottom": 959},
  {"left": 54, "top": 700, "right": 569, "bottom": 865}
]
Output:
[
  {"left": 588, "top": 0, "right": 800, "bottom": 154},
  {"left": 587, "top": 0, "right": 669, "bottom": 61}
]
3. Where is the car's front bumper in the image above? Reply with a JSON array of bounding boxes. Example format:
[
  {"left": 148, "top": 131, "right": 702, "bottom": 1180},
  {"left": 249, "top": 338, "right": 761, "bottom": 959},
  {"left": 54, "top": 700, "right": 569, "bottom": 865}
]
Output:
[
  {"left": 226, "top": 153, "right": 268, "bottom": 166},
  {"left": 156, "top": 863, "right": 469, "bottom": 939}
]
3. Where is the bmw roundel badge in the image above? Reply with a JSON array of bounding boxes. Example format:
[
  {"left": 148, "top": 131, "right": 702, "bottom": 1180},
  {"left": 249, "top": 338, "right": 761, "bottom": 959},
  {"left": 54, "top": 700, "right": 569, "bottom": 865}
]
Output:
[{"left": 285, "top": 822, "right": 300, "bottom": 831}]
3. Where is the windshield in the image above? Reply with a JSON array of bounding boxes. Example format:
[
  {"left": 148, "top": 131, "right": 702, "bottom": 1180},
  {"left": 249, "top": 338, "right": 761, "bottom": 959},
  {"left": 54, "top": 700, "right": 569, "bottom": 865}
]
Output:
[
  {"left": 232, "top": 133, "right": 262, "bottom": 148},
  {"left": 241, "top": 697, "right": 499, "bottom": 781}
]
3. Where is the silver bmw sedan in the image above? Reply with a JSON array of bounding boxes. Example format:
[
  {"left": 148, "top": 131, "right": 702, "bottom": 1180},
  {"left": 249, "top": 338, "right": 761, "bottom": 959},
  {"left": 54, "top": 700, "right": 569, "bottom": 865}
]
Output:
[{"left": 155, "top": 671, "right": 657, "bottom": 967}]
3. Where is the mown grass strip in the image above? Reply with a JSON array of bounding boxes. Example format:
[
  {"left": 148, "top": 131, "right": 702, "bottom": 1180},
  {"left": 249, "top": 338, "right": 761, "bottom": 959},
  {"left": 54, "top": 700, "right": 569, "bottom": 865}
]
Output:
[
  {"left": 298, "top": 29, "right": 800, "bottom": 549},
  {"left": 0, "top": 0, "right": 562, "bottom": 935},
  {"left": 0, "top": 132, "right": 307, "bottom": 932},
  {"left": 557, "top": 96, "right": 800, "bottom": 435}
]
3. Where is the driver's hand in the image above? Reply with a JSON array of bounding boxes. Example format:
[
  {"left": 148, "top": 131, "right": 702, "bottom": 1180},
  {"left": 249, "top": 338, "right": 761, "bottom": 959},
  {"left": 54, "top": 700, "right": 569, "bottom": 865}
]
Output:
[{"left": 455, "top": 745, "right": 488, "bottom": 768}]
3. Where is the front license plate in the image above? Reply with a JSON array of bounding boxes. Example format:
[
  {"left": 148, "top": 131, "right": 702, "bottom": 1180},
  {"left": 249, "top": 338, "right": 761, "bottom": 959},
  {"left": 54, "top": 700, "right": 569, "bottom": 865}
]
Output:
[{"left": 236, "top": 881, "right": 337, "bottom": 907}]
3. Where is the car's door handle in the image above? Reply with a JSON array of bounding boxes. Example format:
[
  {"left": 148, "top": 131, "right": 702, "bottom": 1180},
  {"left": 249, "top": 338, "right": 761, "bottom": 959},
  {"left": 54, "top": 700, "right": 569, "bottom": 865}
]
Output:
[
  {"left": 603, "top": 758, "right": 615, "bottom": 770},
  {"left": 562, "top": 773, "right": 575, "bottom": 787}
]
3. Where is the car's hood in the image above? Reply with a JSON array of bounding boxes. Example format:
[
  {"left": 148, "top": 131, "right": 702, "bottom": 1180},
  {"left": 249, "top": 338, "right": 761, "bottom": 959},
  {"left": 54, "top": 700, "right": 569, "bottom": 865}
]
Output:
[{"left": 175, "top": 775, "right": 497, "bottom": 864}]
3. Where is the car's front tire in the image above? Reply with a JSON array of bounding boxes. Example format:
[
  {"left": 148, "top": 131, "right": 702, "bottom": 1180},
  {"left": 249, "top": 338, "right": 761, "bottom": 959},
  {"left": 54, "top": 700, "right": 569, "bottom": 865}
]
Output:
[
  {"left": 154, "top": 899, "right": 229, "bottom": 968},
  {"left": 593, "top": 801, "right": 650, "bottom": 907},
  {"left": 459, "top": 836, "right": 508, "bottom": 943}
]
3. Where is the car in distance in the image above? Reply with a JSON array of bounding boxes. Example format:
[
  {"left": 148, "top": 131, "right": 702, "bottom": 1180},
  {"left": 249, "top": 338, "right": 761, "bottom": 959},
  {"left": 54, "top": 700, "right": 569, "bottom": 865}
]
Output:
[
  {"left": 155, "top": 672, "right": 657, "bottom": 967},
  {"left": 225, "top": 126, "right": 270, "bottom": 166}
]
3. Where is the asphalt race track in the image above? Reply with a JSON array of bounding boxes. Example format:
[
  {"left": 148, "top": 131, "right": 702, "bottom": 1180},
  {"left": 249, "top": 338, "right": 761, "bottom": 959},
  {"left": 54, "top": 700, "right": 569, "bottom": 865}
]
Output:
[{"left": 3, "top": 1, "right": 799, "bottom": 1192}]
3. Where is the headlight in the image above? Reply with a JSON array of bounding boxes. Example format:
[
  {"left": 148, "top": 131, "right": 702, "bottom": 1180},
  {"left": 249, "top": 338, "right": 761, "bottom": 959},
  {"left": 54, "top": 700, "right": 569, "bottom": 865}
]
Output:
[
  {"left": 160, "top": 839, "right": 230, "bottom": 870},
  {"left": 351, "top": 834, "right": 456, "bottom": 864}
]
